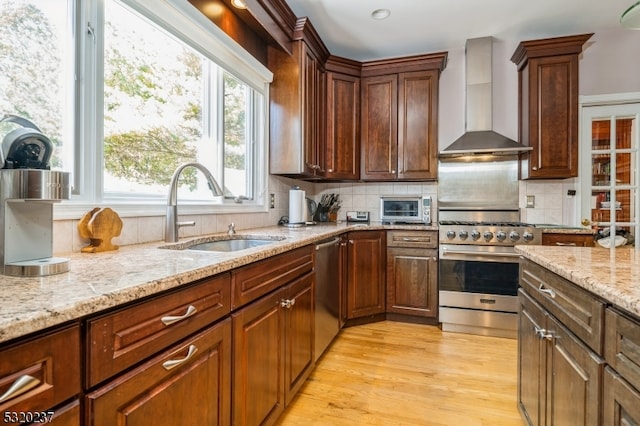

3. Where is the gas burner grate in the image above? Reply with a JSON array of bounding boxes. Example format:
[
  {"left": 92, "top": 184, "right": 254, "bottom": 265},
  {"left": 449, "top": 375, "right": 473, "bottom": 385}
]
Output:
[{"left": 439, "top": 220, "right": 536, "bottom": 227}]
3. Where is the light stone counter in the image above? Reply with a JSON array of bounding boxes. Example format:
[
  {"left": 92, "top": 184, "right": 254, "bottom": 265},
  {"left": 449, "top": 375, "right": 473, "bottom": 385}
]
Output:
[
  {"left": 0, "top": 222, "right": 437, "bottom": 344},
  {"left": 515, "top": 245, "right": 640, "bottom": 317}
]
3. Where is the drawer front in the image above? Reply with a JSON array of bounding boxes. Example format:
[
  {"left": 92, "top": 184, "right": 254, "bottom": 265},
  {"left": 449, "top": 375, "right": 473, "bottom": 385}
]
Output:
[
  {"left": 605, "top": 308, "right": 640, "bottom": 392},
  {"left": 387, "top": 230, "right": 437, "bottom": 249},
  {"left": 231, "top": 245, "right": 313, "bottom": 309},
  {"left": 87, "top": 273, "right": 231, "bottom": 388},
  {"left": 0, "top": 325, "right": 80, "bottom": 414},
  {"left": 541, "top": 233, "right": 594, "bottom": 247},
  {"left": 520, "top": 259, "right": 604, "bottom": 354}
]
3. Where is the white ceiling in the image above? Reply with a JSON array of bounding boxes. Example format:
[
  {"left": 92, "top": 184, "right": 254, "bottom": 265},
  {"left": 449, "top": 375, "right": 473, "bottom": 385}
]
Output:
[{"left": 284, "top": 0, "right": 637, "bottom": 61}]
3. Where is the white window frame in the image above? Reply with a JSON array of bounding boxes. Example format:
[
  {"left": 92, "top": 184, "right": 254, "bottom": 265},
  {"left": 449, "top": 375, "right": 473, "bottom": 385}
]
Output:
[{"left": 56, "top": 0, "right": 272, "bottom": 220}]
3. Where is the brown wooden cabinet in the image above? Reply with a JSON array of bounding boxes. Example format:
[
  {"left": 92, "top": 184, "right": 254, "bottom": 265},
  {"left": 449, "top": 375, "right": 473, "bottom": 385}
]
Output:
[
  {"left": 324, "top": 56, "right": 361, "bottom": 180},
  {"left": 0, "top": 325, "right": 80, "bottom": 425},
  {"left": 345, "top": 230, "right": 386, "bottom": 319},
  {"left": 360, "top": 53, "right": 446, "bottom": 181},
  {"left": 518, "top": 259, "right": 605, "bottom": 426},
  {"left": 86, "top": 318, "right": 232, "bottom": 426},
  {"left": 541, "top": 231, "right": 595, "bottom": 247},
  {"left": 269, "top": 18, "right": 329, "bottom": 177},
  {"left": 386, "top": 230, "right": 438, "bottom": 318},
  {"left": 232, "top": 271, "right": 314, "bottom": 426},
  {"left": 511, "top": 34, "right": 592, "bottom": 179}
]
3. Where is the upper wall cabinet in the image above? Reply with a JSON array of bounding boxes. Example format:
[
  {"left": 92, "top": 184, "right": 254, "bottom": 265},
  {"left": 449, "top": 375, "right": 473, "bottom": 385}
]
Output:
[
  {"left": 269, "top": 18, "right": 329, "bottom": 178},
  {"left": 360, "top": 53, "right": 447, "bottom": 181},
  {"left": 324, "top": 56, "right": 361, "bottom": 180},
  {"left": 511, "top": 34, "right": 593, "bottom": 179}
]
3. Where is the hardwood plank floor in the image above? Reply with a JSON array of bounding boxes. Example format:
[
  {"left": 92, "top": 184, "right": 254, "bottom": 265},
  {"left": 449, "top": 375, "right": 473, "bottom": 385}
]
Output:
[{"left": 277, "top": 321, "right": 522, "bottom": 426}]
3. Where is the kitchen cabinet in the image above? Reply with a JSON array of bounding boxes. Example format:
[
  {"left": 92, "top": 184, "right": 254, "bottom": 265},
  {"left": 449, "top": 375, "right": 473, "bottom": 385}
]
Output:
[
  {"left": 345, "top": 230, "right": 386, "bottom": 319},
  {"left": 269, "top": 18, "right": 329, "bottom": 177},
  {"left": 0, "top": 325, "right": 80, "bottom": 425},
  {"left": 511, "top": 34, "right": 592, "bottom": 179},
  {"left": 86, "top": 318, "right": 232, "bottom": 426},
  {"left": 518, "top": 259, "right": 605, "bottom": 426},
  {"left": 324, "top": 56, "right": 361, "bottom": 180},
  {"left": 386, "top": 230, "right": 438, "bottom": 318},
  {"left": 603, "top": 308, "right": 640, "bottom": 425},
  {"left": 232, "top": 271, "right": 314, "bottom": 426},
  {"left": 541, "top": 232, "right": 594, "bottom": 247},
  {"left": 360, "top": 53, "right": 446, "bottom": 181}
]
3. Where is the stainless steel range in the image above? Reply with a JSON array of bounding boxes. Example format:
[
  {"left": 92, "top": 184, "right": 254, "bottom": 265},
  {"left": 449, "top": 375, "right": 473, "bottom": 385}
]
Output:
[{"left": 436, "top": 36, "right": 535, "bottom": 338}]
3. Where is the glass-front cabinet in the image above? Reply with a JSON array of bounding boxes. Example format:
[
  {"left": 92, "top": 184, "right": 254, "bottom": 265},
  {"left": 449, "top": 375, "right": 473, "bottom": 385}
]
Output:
[{"left": 581, "top": 101, "right": 640, "bottom": 248}]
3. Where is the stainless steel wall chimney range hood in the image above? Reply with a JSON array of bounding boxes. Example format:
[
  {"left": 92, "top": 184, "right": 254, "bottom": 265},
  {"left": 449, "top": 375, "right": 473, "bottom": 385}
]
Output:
[{"left": 440, "top": 37, "right": 532, "bottom": 157}]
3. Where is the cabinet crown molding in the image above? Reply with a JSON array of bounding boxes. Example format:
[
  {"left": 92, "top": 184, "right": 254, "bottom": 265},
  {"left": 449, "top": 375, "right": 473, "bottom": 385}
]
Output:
[{"left": 510, "top": 33, "right": 593, "bottom": 70}]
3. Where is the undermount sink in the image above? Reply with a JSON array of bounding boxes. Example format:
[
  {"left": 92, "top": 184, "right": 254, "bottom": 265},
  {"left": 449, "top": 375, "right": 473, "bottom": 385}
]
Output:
[{"left": 161, "top": 235, "right": 285, "bottom": 252}]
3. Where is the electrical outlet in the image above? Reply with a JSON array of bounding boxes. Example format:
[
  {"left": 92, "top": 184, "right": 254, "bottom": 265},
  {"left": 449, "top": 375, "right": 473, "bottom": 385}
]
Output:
[
  {"left": 526, "top": 195, "right": 535, "bottom": 208},
  {"left": 270, "top": 193, "right": 275, "bottom": 209}
]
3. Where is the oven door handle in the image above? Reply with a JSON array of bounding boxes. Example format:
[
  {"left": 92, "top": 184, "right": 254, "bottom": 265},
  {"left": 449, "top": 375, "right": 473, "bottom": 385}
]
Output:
[{"left": 441, "top": 247, "right": 521, "bottom": 258}]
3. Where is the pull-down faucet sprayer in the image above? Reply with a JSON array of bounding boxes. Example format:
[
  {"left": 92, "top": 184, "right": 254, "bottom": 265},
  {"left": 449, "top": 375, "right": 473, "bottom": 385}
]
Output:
[{"left": 165, "top": 162, "right": 224, "bottom": 243}]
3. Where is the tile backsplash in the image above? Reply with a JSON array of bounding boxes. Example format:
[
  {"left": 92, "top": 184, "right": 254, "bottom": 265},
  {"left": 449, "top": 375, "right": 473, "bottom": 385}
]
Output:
[{"left": 54, "top": 174, "right": 578, "bottom": 255}]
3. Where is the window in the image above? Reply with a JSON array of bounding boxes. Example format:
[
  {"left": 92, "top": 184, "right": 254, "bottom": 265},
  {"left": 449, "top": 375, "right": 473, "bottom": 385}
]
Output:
[{"left": 0, "top": 0, "right": 272, "bottom": 217}]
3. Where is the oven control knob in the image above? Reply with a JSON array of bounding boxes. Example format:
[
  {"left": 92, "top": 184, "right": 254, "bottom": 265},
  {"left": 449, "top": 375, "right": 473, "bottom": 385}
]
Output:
[
  {"left": 509, "top": 231, "right": 521, "bottom": 241},
  {"left": 458, "top": 230, "right": 469, "bottom": 240},
  {"left": 496, "top": 231, "right": 507, "bottom": 242},
  {"left": 446, "top": 230, "right": 456, "bottom": 240},
  {"left": 483, "top": 231, "right": 494, "bottom": 241},
  {"left": 522, "top": 232, "right": 535, "bottom": 242},
  {"left": 470, "top": 230, "right": 481, "bottom": 241}
]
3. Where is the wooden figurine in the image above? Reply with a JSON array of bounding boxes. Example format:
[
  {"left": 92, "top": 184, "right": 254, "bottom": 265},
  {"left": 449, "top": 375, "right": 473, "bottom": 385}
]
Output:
[{"left": 78, "top": 207, "right": 123, "bottom": 253}]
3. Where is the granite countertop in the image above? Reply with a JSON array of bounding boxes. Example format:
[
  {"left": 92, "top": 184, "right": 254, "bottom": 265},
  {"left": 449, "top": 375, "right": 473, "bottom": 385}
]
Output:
[
  {"left": 0, "top": 222, "right": 437, "bottom": 344},
  {"left": 515, "top": 245, "right": 640, "bottom": 317}
]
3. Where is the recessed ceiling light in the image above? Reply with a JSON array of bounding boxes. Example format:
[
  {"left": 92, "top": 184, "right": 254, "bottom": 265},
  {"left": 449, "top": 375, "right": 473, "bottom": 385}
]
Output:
[
  {"left": 371, "top": 8, "right": 391, "bottom": 20},
  {"left": 231, "top": 0, "right": 247, "bottom": 10}
]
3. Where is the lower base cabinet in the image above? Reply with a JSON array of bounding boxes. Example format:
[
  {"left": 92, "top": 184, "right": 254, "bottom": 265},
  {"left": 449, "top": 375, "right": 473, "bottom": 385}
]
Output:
[
  {"left": 86, "top": 318, "right": 232, "bottom": 426},
  {"left": 518, "top": 288, "right": 603, "bottom": 425},
  {"left": 345, "top": 230, "right": 386, "bottom": 319},
  {"left": 232, "top": 272, "right": 314, "bottom": 426},
  {"left": 604, "top": 367, "right": 640, "bottom": 425}
]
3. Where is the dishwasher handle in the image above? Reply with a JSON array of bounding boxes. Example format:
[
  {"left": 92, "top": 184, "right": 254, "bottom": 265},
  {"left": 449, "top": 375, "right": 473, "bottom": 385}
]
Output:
[{"left": 315, "top": 237, "right": 341, "bottom": 251}]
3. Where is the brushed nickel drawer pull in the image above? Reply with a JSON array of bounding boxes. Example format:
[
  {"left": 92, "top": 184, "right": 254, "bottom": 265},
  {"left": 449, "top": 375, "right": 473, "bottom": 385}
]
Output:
[
  {"left": 555, "top": 242, "right": 577, "bottom": 246},
  {"left": 0, "top": 374, "right": 40, "bottom": 403},
  {"left": 161, "top": 305, "right": 197, "bottom": 326},
  {"left": 538, "top": 284, "right": 556, "bottom": 299},
  {"left": 162, "top": 345, "right": 198, "bottom": 371}
]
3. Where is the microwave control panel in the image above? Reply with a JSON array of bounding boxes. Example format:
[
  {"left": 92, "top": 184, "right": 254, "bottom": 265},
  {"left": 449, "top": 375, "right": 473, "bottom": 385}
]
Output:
[{"left": 422, "top": 196, "right": 431, "bottom": 224}]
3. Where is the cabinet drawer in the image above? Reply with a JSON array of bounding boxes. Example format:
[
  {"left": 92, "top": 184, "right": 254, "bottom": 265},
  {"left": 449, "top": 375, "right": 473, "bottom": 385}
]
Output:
[
  {"left": 0, "top": 325, "right": 80, "bottom": 414},
  {"left": 86, "top": 273, "right": 231, "bottom": 388},
  {"left": 541, "top": 232, "right": 594, "bottom": 247},
  {"left": 605, "top": 308, "right": 640, "bottom": 392},
  {"left": 231, "top": 245, "right": 313, "bottom": 309},
  {"left": 387, "top": 230, "right": 437, "bottom": 249},
  {"left": 520, "top": 259, "right": 604, "bottom": 354},
  {"left": 87, "top": 318, "right": 231, "bottom": 426}
]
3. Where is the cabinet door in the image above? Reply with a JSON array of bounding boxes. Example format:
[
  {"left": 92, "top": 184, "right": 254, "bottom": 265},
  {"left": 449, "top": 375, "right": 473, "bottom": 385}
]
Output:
[
  {"left": 325, "top": 71, "right": 360, "bottom": 179},
  {"left": 361, "top": 74, "right": 398, "bottom": 180},
  {"left": 603, "top": 367, "right": 640, "bottom": 426},
  {"left": 397, "top": 70, "right": 438, "bottom": 180},
  {"left": 386, "top": 247, "right": 437, "bottom": 317},
  {"left": 518, "top": 289, "right": 546, "bottom": 426},
  {"left": 346, "top": 231, "right": 386, "bottom": 318},
  {"left": 232, "top": 288, "right": 285, "bottom": 426},
  {"left": 283, "top": 272, "right": 315, "bottom": 405},
  {"left": 302, "top": 44, "right": 323, "bottom": 175},
  {"left": 547, "top": 314, "right": 604, "bottom": 426},
  {"left": 86, "top": 319, "right": 232, "bottom": 426}
]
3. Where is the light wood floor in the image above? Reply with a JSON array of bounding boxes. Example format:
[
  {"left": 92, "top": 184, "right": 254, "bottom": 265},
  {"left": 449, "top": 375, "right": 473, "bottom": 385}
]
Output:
[{"left": 277, "top": 321, "right": 522, "bottom": 426}]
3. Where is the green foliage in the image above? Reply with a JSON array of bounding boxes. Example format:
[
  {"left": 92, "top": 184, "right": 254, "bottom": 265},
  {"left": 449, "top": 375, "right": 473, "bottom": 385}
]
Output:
[{"left": 104, "top": 126, "right": 198, "bottom": 188}]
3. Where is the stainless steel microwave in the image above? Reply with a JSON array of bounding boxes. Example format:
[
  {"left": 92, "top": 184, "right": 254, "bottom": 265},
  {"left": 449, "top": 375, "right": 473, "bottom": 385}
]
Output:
[{"left": 380, "top": 195, "right": 431, "bottom": 224}]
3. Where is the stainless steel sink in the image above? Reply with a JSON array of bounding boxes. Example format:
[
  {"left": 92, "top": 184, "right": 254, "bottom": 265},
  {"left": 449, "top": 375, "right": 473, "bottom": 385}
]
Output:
[{"left": 161, "top": 235, "right": 285, "bottom": 252}]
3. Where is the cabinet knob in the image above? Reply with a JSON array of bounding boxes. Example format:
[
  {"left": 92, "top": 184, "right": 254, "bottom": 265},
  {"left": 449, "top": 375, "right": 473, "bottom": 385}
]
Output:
[
  {"left": 532, "top": 167, "right": 538, "bottom": 171},
  {"left": 581, "top": 218, "right": 591, "bottom": 226},
  {"left": 328, "top": 168, "right": 333, "bottom": 172}
]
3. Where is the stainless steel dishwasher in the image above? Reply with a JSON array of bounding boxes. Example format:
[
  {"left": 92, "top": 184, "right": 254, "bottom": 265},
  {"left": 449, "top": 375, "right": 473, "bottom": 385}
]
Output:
[{"left": 314, "top": 236, "right": 341, "bottom": 361}]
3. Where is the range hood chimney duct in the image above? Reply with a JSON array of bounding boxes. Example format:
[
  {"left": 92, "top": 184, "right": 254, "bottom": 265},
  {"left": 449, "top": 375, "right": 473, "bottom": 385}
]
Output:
[{"left": 440, "top": 37, "right": 532, "bottom": 157}]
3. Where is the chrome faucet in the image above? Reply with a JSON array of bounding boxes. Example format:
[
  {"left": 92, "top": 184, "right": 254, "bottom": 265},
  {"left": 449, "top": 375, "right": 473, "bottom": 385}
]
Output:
[
  {"left": 228, "top": 222, "right": 236, "bottom": 235},
  {"left": 165, "top": 162, "right": 224, "bottom": 243}
]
